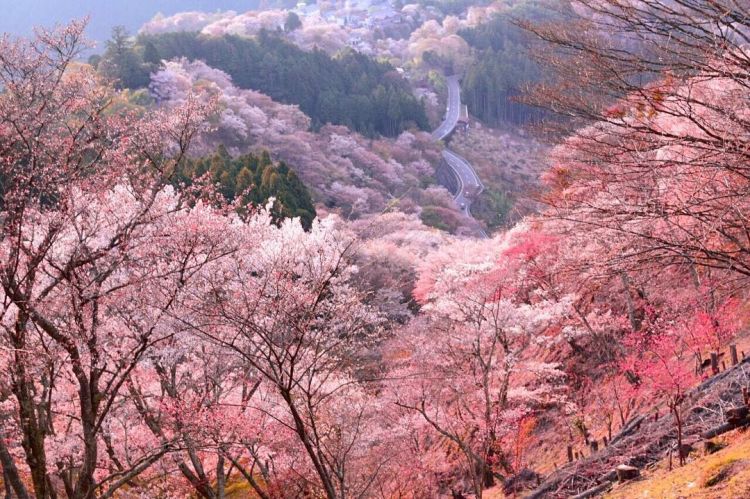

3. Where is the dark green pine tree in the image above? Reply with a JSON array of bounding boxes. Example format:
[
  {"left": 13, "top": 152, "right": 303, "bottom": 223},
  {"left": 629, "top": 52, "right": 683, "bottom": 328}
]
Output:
[
  {"left": 99, "top": 26, "right": 150, "bottom": 89},
  {"left": 284, "top": 12, "right": 303, "bottom": 32},
  {"left": 142, "top": 40, "right": 162, "bottom": 69}
]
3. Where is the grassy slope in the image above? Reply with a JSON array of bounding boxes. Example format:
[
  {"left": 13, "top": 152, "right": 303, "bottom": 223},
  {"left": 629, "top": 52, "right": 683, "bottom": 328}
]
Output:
[{"left": 606, "top": 429, "right": 750, "bottom": 499}]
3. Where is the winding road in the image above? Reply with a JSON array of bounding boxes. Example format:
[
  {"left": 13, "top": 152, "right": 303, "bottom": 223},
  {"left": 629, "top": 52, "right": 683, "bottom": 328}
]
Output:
[
  {"left": 432, "top": 75, "right": 488, "bottom": 238},
  {"left": 432, "top": 75, "right": 462, "bottom": 142}
]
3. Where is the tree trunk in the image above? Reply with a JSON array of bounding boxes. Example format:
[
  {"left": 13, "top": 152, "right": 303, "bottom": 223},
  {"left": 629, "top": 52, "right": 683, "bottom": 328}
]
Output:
[
  {"left": 13, "top": 359, "right": 51, "bottom": 498},
  {"left": 0, "top": 435, "right": 29, "bottom": 499},
  {"left": 671, "top": 401, "right": 685, "bottom": 466},
  {"left": 730, "top": 345, "right": 739, "bottom": 366},
  {"left": 216, "top": 455, "right": 226, "bottom": 499},
  {"left": 280, "top": 390, "right": 338, "bottom": 499}
]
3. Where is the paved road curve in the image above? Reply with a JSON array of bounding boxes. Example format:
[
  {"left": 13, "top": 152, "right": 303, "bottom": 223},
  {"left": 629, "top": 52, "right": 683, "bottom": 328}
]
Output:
[
  {"left": 443, "top": 149, "right": 483, "bottom": 215},
  {"left": 431, "top": 75, "right": 488, "bottom": 238},
  {"left": 432, "top": 75, "right": 461, "bottom": 141}
]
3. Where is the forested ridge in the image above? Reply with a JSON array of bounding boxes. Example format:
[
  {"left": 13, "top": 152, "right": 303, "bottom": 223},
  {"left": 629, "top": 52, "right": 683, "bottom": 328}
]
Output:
[
  {"left": 459, "top": 1, "right": 556, "bottom": 126},
  {"left": 97, "top": 28, "right": 429, "bottom": 137}
]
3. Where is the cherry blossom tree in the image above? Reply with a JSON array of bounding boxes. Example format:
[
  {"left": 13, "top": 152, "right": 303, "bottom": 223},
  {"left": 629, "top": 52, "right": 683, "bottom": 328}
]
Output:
[
  {"left": 126, "top": 330, "right": 281, "bottom": 499},
  {"left": 170, "top": 212, "right": 389, "bottom": 499},
  {"left": 622, "top": 326, "right": 697, "bottom": 466},
  {"left": 393, "top": 234, "right": 569, "bottom": 498},
  {"left": 0, "top": 22, "right": 220, "bottom": 498},
  {"left": 527, "top": 0, "right": 750, "bottom": 285}
]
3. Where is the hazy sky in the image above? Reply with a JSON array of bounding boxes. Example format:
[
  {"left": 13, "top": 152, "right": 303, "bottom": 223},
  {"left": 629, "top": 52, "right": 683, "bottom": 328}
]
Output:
[{"left": 0, "top": 0, "right": 259, "bottom": 47}]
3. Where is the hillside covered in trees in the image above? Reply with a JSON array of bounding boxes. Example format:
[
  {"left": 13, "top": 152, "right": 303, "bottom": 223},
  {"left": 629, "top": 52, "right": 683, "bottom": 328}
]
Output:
[
  {"left": 3, "top": 1, "right": 750, "bottom": 498},
  {"left": 97, "top": 28, "right": 430, "bottom": 137},
  {"left": 178, "top": 146, "right": 317, "bottom": 229},
  {"left": 144, "top": 57, "right": 452, "bottom": 226}
]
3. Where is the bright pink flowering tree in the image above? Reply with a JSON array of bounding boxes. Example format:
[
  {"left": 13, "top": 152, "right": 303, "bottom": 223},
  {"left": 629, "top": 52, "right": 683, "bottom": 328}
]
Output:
[{"left": 622, "top": 325, "right": 697, "bottom": 465}]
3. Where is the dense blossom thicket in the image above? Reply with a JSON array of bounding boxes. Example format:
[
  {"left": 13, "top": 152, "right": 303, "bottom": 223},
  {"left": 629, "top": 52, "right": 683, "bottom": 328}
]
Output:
[
  {"left": 136, "top": 1, "right": 505, "bottom": 62},
  {"left": 2, "top": 0, "right": 750, "bottom": 495}
]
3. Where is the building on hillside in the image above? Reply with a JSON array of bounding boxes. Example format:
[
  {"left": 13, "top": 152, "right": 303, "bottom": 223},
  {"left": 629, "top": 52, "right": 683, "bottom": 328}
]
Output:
[
  {"left": 457, "top": 104, "right": 470, "bottom": 132},
  {"left": 294, "top": 1, "right": 320, "bottom": 17}
]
